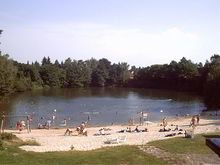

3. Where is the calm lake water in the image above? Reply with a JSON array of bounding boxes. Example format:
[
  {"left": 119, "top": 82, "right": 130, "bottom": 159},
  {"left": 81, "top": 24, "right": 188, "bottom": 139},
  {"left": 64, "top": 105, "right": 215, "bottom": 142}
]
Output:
[{"left": 0, "top": 88, "right": 206, "bottom": 128}]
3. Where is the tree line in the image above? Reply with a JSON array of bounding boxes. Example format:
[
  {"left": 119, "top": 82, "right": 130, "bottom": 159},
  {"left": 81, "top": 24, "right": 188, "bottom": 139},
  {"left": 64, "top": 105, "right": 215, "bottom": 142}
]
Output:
[
  {"left": 0, "top": 30, "right": 220, "bottom": 109},
  {"left": 0, "top": 55, "right": 131, "bottom": 92},
  {"left": 128, "top": 55, "right": 220, "bottom": 109}
]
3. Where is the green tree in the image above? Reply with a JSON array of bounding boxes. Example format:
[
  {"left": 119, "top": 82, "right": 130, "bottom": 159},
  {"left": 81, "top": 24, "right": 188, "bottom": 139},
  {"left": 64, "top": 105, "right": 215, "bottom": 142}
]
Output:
[
  {"left": 115, "top": 62, "right": 130, "bottom": 86},
  {"left": 39, "top": 64, "right": 61, "bottom": 87},
  {"left": 42, "top": 56, "right": 51, "bottom": 65},
  {"left": 91, "top": 58, "right": 111, "bottom": 86},
  {"left": 14, "top": 70, "right": 32, "bottom": 92},
  {"left": 0, "top": 55, "right": 17, "bottom": 95},
  {"left": 203, "top": 55, "right": 220, "bottom": 108}
]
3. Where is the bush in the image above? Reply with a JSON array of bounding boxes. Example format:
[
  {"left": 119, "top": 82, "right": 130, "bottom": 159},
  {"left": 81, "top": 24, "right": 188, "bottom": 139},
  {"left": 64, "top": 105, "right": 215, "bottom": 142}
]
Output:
[
  {"left": 0, "top": 133, "right": 16, "bottom": 140},
  {"left": 20, "top": 140, "right": 40, "bottom": 146},
  {"left": 0, "top": 140, "right": 3, "bottom": 150}
]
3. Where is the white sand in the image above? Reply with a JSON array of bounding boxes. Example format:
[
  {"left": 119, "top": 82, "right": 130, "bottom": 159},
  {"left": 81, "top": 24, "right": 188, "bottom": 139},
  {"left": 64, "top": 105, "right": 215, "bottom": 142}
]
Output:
[{"left": 5, "top": 116, "right": 220, "bottom": 152}]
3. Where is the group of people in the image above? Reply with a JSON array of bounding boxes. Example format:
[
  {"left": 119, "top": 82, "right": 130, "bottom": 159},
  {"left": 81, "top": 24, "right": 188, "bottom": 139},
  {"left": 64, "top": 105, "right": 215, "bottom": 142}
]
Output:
[
  {"left": 16, "top": 120, "right": 26, "bottom": 131},
  {"left": 64, "top": 122, "right": 88, "bottom": 136},
  {"left": 158, "top": 115, "right": 200, "bottom": 138},
  {"left": 161, "top": 114, "right": 200, "bottom": 131},
  {"left": 76, "top": 122, "right": 88, "bottom": 136},
  {"left": 16, "top": 115, "right": 32, "bottom": 133},
  {"left": 38, "top": 118, "right": 67, "bottom": 129},
  {"left": 119, "top": 126, "right": 148, "bottom": 133},
  {"left": 37, "top": 120, "right": 51, "bottom": 129},
  {"left": 16, "top": 114, "right": 200, "bottom": 138}
]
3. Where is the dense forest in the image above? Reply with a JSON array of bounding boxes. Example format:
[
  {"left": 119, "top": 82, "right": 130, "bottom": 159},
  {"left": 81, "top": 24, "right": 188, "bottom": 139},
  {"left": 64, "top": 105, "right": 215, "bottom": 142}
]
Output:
[{"left": 0, "top": 30, "right": 220, "bottom": 109}]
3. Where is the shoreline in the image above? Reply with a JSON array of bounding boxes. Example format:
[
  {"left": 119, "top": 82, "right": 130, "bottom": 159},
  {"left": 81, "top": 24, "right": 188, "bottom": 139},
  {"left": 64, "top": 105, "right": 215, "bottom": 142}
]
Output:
[{"left": 4, "top": 116, "right": 220, "bottom": 152}]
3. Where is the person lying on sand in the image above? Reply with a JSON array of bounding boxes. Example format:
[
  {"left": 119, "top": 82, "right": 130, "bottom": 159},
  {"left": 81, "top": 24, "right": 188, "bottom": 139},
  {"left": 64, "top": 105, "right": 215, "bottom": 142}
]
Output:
[
  {"left": 100, "top": 128, "right": 105, "bottom": 135},
  {"left": 165, "top": 133, "right": 176, "bottom": 137},
  {"left": 118, "top": 126, "right": 148, "bottom": 133},
  {"left": 93, "top": 128, "right": 111, "bottom": 136},
  {"left": 118, "top": 127, "right": 132, "bottom": 133},
  {"left": 64, "top": 128, "right": 73, "bottom": 136},
  {"left": 159, "top": 128, "right": 171, "bottom": 132},
  {"left": 142, "top": 128, "right": 148, "bottom": 132},
  {"left": 126, "top": 127, "right": 132, "bottom": 132},
  {"left": 133, "top": 126, "right": 148, "bottom": 133},
  {"left": 134, "top": 126, "right": 140, "bottom": 132}
]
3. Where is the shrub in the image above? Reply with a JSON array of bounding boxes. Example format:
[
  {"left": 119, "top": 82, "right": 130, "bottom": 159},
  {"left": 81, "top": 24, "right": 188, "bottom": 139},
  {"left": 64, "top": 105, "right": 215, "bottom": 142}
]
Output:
[
  {"left": 21, "top": 140, "right": 40, "bottom": 146},
  {"left": 0, "top": 140, "right": 3, "bottom": 150},
  {"left": 0, "top": 133, "right": 16, "bottom": 140}
]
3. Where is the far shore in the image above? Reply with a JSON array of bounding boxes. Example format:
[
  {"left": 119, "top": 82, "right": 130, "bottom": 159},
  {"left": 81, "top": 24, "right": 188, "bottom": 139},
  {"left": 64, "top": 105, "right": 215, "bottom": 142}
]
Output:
[{"left": 4, "top": 115, "right": 220, "bottom": 152}]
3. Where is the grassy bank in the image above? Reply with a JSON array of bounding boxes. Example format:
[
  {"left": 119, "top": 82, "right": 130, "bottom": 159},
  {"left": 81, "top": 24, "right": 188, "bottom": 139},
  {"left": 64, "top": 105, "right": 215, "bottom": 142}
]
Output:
[
  {"left": 1, "top": 132, "right": 220, "bottom": 165},
  {"left": 148, "top": 132, "right": 220, "bottom": 154},
  {"left": 0, "top": 133, "right": 168, "bottom": 165}
]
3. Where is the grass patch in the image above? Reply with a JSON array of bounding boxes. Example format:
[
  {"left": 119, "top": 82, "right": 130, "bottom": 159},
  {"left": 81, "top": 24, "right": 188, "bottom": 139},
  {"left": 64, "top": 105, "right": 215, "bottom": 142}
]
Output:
[
  {"left": 0, "top": 136, "right": 169, "bottom": 165},
  {"left": 148, "top": 132, "right": 220, "bottom": 154}
]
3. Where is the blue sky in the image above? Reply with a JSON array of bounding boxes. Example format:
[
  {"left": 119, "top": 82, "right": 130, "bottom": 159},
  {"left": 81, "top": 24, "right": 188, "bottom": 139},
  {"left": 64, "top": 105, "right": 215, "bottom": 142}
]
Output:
[{"left": 0, "top": 0, "right": 219, "bottom": 66}]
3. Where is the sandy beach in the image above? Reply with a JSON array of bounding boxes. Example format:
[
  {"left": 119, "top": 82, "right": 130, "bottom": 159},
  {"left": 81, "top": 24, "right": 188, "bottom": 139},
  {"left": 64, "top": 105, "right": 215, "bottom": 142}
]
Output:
[{"left": 5, "top": 116, "right": 220, "bottom": 152}]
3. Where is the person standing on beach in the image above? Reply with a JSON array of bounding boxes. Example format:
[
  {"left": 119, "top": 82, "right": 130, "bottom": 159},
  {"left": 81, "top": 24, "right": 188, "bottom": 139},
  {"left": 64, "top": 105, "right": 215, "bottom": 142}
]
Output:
[
  {"left": 196, "top": 115, "right": 200, "bottom": 125},
  {"left": 162, "top": 117, "right": 168, "bottom": 131},
  {"left": 139, "top": 111, "right": 143, "bottom": 125},
  {"left": 87, "top": 115, "right": 91, "bottom": 122},
  {"left": 27, "top": 115, "right": 32, "bottom": 133},
  {"left": 190, "top": 116, "right": 196, "bottom": 128}
]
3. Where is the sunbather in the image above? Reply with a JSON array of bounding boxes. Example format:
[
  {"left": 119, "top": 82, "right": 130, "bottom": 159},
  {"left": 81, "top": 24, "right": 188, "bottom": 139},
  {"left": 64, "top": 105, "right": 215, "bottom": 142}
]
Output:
[
  {"left": 134, "top": 126, "right": 141, "bottom": 132},
  {"left": 99, "top": 128, "right": 105, "bottom": 135},
  {"left": 126, "top": 127, "right": 132, "bottom": 132},
  {"left": 165, "top": 133, "right": 176, "bottom": 137},
  {"left": 159, "top": 128, "right": 171, "bottom": 132},
  {"left": 142, "top": 128, "right": 148, "bottom": 132},
  {"left": 64, "top": 128, "right": 73, "bottom": 136},
  {"left": 94, "top": 128, "right": 110, "bottom": 136}
]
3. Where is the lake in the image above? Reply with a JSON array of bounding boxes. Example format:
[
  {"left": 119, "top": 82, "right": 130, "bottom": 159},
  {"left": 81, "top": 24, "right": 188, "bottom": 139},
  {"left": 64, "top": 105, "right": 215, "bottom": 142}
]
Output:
[{"left": 0, "top": 88, "right": 205, "bottom": 128}]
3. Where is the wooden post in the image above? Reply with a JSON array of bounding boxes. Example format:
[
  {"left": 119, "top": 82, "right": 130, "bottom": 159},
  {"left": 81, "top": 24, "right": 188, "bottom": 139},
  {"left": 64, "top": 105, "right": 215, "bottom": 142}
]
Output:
[
  {"left": 0, "top": 115, "right": 5, "bottom": 134},
  {"left": 26, "top": 115, "right": 31, "bottom": 133},
  {"left": 0, "top": 119, "right": 2, "bottom": 134},
  {"left": 26, "top": 116, "right": 29, "bottom": 133}
]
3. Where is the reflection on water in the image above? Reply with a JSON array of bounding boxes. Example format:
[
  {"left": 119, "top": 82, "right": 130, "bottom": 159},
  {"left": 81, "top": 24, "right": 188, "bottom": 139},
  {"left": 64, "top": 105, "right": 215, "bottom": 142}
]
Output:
[{"left": 0, "top": 88, "right": 206, "bottom": 128}]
